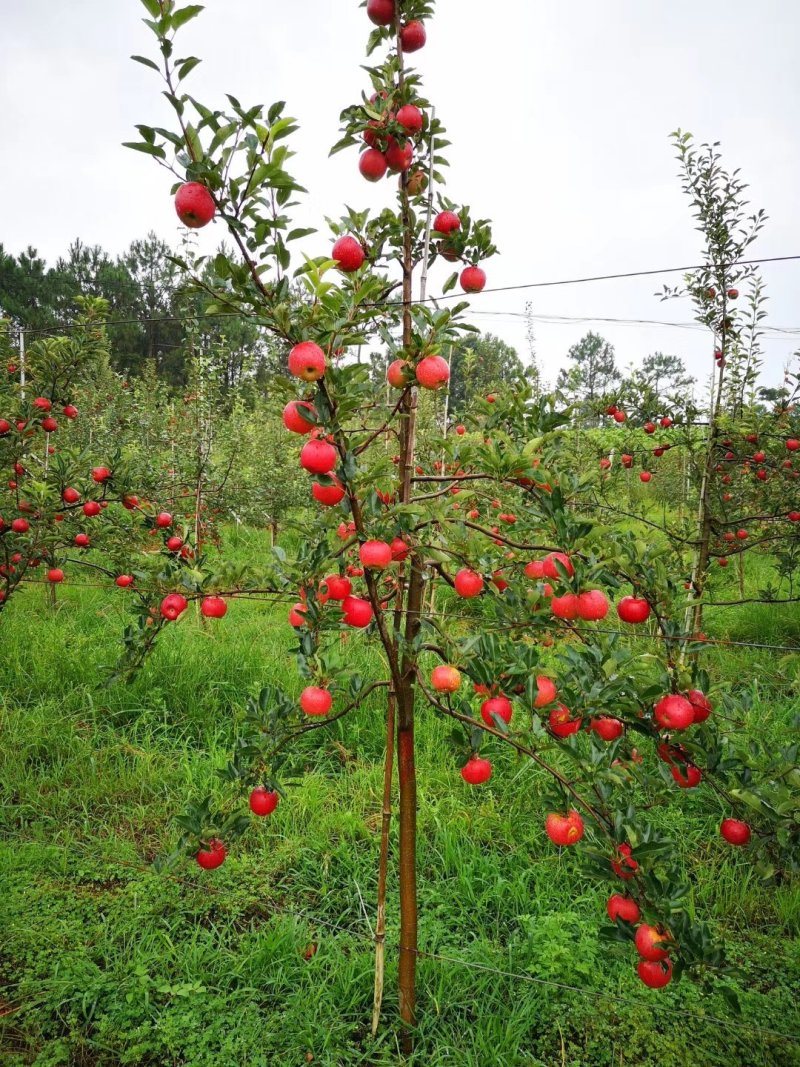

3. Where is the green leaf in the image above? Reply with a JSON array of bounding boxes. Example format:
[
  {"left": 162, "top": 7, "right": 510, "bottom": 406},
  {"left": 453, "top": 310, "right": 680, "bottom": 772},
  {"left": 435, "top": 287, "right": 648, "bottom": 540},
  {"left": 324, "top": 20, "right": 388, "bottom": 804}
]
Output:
[
  {"left": 140, "top": 0, "right": 161, "bottom": 16},
  {"left": 171, "top": 4, "right": 204, "bottom": 30},
  {"left": 131, "top": 54, "right": 160, "bottom": 71},
  {"left": 123, "top": 142, "right": 167, "bottom": 159},
  {"left": 184, "top": 122, "right": 204, "bottom": 161},
  {"left": 177, "top": 56, "right": 201, "bottom": 80}
]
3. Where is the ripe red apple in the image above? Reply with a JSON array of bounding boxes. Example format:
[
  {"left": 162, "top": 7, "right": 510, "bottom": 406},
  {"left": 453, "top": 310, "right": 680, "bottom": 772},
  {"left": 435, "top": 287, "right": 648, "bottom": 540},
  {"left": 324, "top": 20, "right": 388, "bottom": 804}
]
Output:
[
  {"left": 643, "top": 421, "right": 656, "bottom": 434},
  {"left": 524, "top": 560, "right": 546, "bottom": 580},
  {"left": 396, "top": 104, "right": 423, "bottom": 134},
  {"left": 621, "top": 454, "right": 633, "bottom": 468},
  {"left": 11, "top": 517, "right": 29, "bottom": 534},
  {"left": 62, "top": 487, "right": 80, "bottom": 505},
  {"left": 387, "top": 359, "right": 413, "bottom": 388},
  {"left": 654, "top": 694, "right": 694, "bottom": 730},
  {"left": 63, "top": 404, "right": 78, "bottom": 419},
  {"left": 635, "top": 924, "right": 672, "bottom": 962},
  {"left": 720, "top": 818, "right": 751, "bottom": 845},
  {"left": 385, "top": 138, "right": 414, "bottom": 172},
  {"left": 312, "top": 476, "right": 346, "bottom": 506},
  {"left": 91, "top": 466, "right": 111, "bottom": 483},
  {"left": 545, "top": 810, "right": 584, "bottom": 846},
  {"left": 288, "top": 602, "right": 308, "bottom": 627},
  {"left": 195, "top": 838, "right": 226, "bottom": 869},
  {"left": 548, "top": 704, "right": 581, "bottom": 737},
  {"left": 576, "top": 590, "right": 609, "bottom": 621},
  {"left": 599, "top": 457, "right": 611, "bottom": 470},
  {"left": 74, "top": 533, "right": 90, "bottom": 548},
  {"left": 122, "top": 495, "right": 140, "bottom": 510},
  {"left": 41, "top": 417, "right": 58, "bottom": 433},
  {"left": 607, "top": 894, "right": 641, "bottom": 924},
  {"left": 455, "top": 424, "right": 466, "bottom": 436},
  {"left": 590, "top": 717, "right": 624, "bottom": 742},
  {"left": 461, "top": 756, "right": 492, "bottom": 785},
  {"left": 201, "top": 595, "right": 227, "bottom": 619},
  {"left": 481, "top": 695, "right": 513, "bottom": 727},
  {"left": 736, "top": 528, "right": 748, "bottom": 540},
  {"left": 611, "top": 843, "right": 638, "bottom": 879},
  {"left": 613, "top": 410, "right": 627, "bottom": 423},
  {"left": 390, "top": 536, "right": 409, "bottom": 561},
  {"left": 332, "top": 235, "right": 365, "bottom": 272},
  {"left": 175, "top": 182, "right": 215, "bottom": 228},
  {"left": 637, "top": 958, "right": 672, "bottom": 989},
  {"left": 416, "top": 355, "right": 450, "bottom": 389},
  {"left": 282, "top": 400, "right": 317, "bottom": 434},
  {"left": 542, "top": 551, "right": 574, "bottom": 580},
  {"left": 359, "top": 148, "right": 388, "bottom": 182},
  {"left": 166, "top": 535, "right": 183, "bottom": 552},
  {"left": 686, "top": 689, "right": 711, "bottom": 723},
  {"left": 47, "top": 568, "right": 64, "bottom": 584},
  {"left": 670, "top": 763, "right": 702, "bottom": 788},
  {"left": 249, "top": 786, "right": 279, "bottom": 816},
  {"left": 639, "top": 471, "right": 651, "bottom": 483},
  {"left": 616, "top": 596, "right": 650, "bottom": 624},
  {"left": 551, "top": 593, "right": 579, "bottom": 620},
  {"left": 321, "top": 574, "right": 351, "bottom": 601},
  {"left": 161, "top": 593, "right": 189, "bottom": 621},
  {"left": 727, "top": 288, "right": 738, "bottom": 300},
  {"left": 342, "top": 595, "right": 373, "bottom": 628},
  {"left": 660, "top": 416, "right": 673, "bottom": 428},
  {"left": 454, "top": 568, "right": 483, "bottom": 597},
  {"left": 0, "top": 419, "right": 10, "bottom": 435},
  {"left": 288, "top": 341, "right": 326, "bottom": 381},
  {"left": 400, "top": 19, "right": 426, "bottom": 52},
  {"left": 153, "top": 511, "right": 172, "bottom": 529},
  {"left": 300, "top": 439, "right": 337, "bottom": 475},
  {"left": 360, "top": 539, "right": 392, "bottom": 569},
  {"left": 300, "top": 686, "right": 332, "bottom": 716},
  {"left": 431, "top": 665, "right": 461, "bottom": 693},
  {"left": 460, "top": 266, "right": 486, "bottom": 293},
  {"left": 366, "top": 0, "right": 394, "bottom": 25},
  {"left": 534, "top": 675, "right": 557, "bottom": 707},
  {"left": 433, "top": 210, "right": 461, "bottom": 235},
  {"left": 83, "top": 501, "right": 101, "bottom": 517},
  {"left": 115, "top": 575, "right": 134, "bottom": 588},
  {"left": 787, "top": 439, "right": 799, "bottom": 451},
  {"left": 788, "top": 511, "right": 800, "bottom": 522}
]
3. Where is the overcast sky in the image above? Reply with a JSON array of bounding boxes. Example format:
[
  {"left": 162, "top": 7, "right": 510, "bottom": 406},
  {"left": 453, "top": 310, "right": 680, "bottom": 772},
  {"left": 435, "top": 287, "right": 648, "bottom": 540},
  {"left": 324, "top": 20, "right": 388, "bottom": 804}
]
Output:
[{"left": 2, "top": 0, "right": 799, "bottom": 390}]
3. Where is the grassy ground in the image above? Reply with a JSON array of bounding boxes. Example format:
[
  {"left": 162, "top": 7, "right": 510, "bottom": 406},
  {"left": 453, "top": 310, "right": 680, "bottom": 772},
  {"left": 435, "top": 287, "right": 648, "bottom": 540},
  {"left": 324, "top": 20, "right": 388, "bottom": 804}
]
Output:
[{"left": 1, "top": 533, "right": 799, "bottom": 1066}]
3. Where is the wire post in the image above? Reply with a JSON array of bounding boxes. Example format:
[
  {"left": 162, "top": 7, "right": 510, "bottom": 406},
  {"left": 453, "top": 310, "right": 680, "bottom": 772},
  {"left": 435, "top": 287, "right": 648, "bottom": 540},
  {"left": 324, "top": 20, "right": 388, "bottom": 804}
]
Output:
[{"left": 19, "top": 328, "right": 26, "bottom": 399}]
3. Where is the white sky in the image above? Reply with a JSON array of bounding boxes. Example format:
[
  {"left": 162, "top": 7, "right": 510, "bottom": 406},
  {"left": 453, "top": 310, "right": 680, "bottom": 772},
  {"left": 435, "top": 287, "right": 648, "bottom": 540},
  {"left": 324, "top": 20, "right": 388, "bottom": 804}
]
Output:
[{"left": 2, "top": 0, "right": 799, "bottom": 389}]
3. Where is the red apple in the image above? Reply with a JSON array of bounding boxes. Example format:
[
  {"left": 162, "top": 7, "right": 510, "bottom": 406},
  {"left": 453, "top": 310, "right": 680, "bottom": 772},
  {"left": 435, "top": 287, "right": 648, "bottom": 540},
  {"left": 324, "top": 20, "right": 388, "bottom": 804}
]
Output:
[
  {"left": 175, "top": 182, "right": 215, "bottom": 228},
  {"left": 616, "top": 596, "right": 650, "bottom": 624},
  {"left": 366, "top": 0, "right": 394, "bottom": 26},
  {"left": 283, "top": 400, "right": 318, "bottom": 434},
  {"left": 300, "top": 438, "right": 337, "bottom": 475},
  {"left": 195, "top": 839, "right": 226, "bottom": 870},
  {"left": 74, "top": 533, "right": 90, "bottom": 547},
  {"left": 332, "top": 235, "right": 365, "bottom": 272},
  {"left": 637, "top": 958, "right": 672, "bottom": 989},
  {"left": 201, "top": 595, "right": 227, "bottom": 619},
  {"left": 360, "top": 540, "right": 392, "bottom": 569},
  {"left": 359, "top": 148, "right": 388, "bottom": 182},
  {"left": 590, "top": 717, "right": 624, "bottom": 742},
  {"left": 249, "top": 786, "right": 279, "bottom": 816},
  {"left": 342, "top": 595, "right": 373, "bottom": 628},
  {"left": 91, "top": 466, "right": 111, "bottom": 483},
  {"left": 115, "top": 575, "right": 134, "bottom": 588},
  {"left": 321, "top": 574, "right": 351, "bottom": 601},
  {"left": 47, "top": 568, "right": 64, "bottom": 584},
  {"left": 454, "top": 568, "right": 483, "bottom": 598},
  {"left": 83, "top": 501, "right": 101, "bottom": 517},
  {"left": 670, "top": 763, "right": 702, "bottom": 788},
  {"left": 611, "top": 843, "right": 638, "bottom": 879},
  {"left": 431, "top": 665, "right": 461, "bottom": 693},
  {"left": 161, "top": 593, "right": 189, "bottom": 621},
  {"left": 720, "top": 818, "right": 751, "bottom": 845},
  {"left": 461, "top": 756, "right": 492, "bottom": 785},
  {"left": 300, "top": 686, "right": 332, "bottom": 716},
  {"left": 551, "top": 593, "right": 579, "bottom": 620},
  {"left": 639, "top": 471, "right": 652, "bottom": 483},
  {"left": 288, "top": 341, "right": 326, "bottom": 381},
  {"left": 545, "top": 810, "right": 584, "bottom": 846},
  {"left": 387, "top": 359, "right": 414, "bottom": 388},
  {"left": 63, "top": 404, "right": 78, "bottom": 420},
  {"left": 390, "top": 536, "right": 409, "bottom": 561},
  {"left": 549, "top": 704, "right": 581, "bottom": 737},
  {"left": 542, "top": 552, "right": 574, "bottom": 580},
  {"left": 607, "top": 894, "right": 641, "bottom": 924},
  {"left": 288, "top": 602, "right": 308, "bottom": 627},
  {"left": 534, "top": 675, "right": 557, "bottom": 708},
  {"left": 460, "top": 266, "right": 486, "bottom": 293},
  {"left": 576, "top": 590, "right": 609, "bottom": 621},
  {"left": 434, "top": 210, "right": 461, "bottom": 235},
  {"left": 686, "top": 689, "right": 712, "bottom": 723},
  {"left": 416, "top": 355, "right": 450, "bottom": 389},
  {"left": 312, "top": 476, "right": 346, "bottom": 506},
  {"left": 635, "top": 924, "right": 672, "bottom": 962},
  {"left": 654, "top": 694, "right": 694, "bottom": 730},
  {"left": 400, "top": 20, "right": 426, "bottom": 52},
  {"left": 62, "top": 487, "right": 80, "bottom": 505},
  {"left": 41, "top": 417, "right": 58, "bottom": 433},
  {"left": 481, "top": 695, "right": 513, "bottom": 727}
]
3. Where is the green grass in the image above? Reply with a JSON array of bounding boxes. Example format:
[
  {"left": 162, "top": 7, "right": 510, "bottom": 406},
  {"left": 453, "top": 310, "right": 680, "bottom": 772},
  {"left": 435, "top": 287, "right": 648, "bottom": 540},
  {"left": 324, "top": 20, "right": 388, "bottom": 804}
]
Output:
[{"left": 1, "top": 539, "right": 799, "bottom": 1065}]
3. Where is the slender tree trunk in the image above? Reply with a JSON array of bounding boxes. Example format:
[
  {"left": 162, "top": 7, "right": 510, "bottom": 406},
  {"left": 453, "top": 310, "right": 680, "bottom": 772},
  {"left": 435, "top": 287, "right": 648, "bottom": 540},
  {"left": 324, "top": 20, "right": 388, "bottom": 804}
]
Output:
[{"left": 372, "top": 690, "right": 395, "bottom": 1036}]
